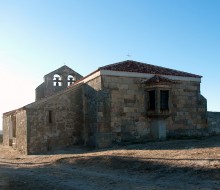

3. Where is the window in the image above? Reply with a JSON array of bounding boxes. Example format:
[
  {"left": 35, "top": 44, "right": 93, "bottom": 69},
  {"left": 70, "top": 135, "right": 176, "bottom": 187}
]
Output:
[
  {"left": 48, "top": 110, "right": 53, "bottom": 124},
  {"left": 160, "top": 90, "right": 169, "bottom": 111},
  {"left": 53, "top": 74, "right": 62, "bottom": 86},
  {"left": 148, "top": 90, "right": 156, "bottom": 110},
  {"left": 67, "top": 75, "right": 75, "bottom": 86},
  {"left": 145, "top": 76, "right": 171, "bottom": 117}
]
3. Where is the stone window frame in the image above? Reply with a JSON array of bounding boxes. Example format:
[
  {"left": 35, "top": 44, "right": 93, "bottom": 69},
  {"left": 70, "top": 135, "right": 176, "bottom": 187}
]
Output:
[{"left": 146, "top": 85, "right": 171, "bottom": 117}]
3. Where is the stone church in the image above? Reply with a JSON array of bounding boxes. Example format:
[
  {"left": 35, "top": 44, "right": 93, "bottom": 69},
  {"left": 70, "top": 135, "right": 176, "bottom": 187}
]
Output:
[{"left": 3, "top": 60, "right": 207, "bottom": 154}]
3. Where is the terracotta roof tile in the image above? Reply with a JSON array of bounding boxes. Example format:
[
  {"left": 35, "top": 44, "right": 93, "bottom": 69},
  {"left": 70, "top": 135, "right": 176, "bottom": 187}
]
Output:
[{"left": 99, "top": 60, "right": 202, "bottom": 78}]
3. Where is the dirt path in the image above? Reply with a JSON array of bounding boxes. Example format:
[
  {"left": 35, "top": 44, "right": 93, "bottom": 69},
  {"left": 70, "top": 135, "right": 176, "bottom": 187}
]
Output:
[{"left": 0, "top": 136, "right": 220, "bottom": 190}]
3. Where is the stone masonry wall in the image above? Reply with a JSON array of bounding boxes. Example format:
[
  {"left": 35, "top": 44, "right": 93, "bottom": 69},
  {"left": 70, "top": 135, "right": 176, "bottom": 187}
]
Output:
[
  {"left": 3, "top": 110, "right": 28, "bottom": 154},
  {"left": 102, "top": 75, "right": 207, "bottom": 145},
  {"left": 35, "top": 83, "right": 45, "bottom": 101},
  {"left": 3, "top": 115, "right": 11, "bottom": 146},
  {"left": 84, "top": 76, "right": 112, "bottom": 148},
  {"left": 35, "top": 66, "right": 83, "bottom": 101},
  {"left": 167, "top": 81, "right": 207, "bottom": 137},
  {"left": 26, "top": 84, "right": 83, "bottom": 154},
  {"left": 208, "top": 112, "right": 220, "bottom": 134},
  {"left": 102, "top": 76, "right": 150, "bottom": 144},
  {"left": 15, "top": 109, "right": 28, "bottom": 154}
]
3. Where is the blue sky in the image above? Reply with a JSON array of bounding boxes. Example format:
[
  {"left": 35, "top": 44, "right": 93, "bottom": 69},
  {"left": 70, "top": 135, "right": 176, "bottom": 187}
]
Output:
[{"left": 0, "top": 0, "right": 220, "bottom": 129}]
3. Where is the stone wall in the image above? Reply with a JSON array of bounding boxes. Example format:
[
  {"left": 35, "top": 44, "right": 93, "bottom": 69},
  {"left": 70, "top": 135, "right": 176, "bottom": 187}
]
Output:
[
  {"left": 26, "top": 83, "right": 84, "bottom": 154},
  {"left": 167, "top": 81, "right": 207, "bottom": 137},
  {"left": 3, "top": 114, "right": 11, "bottom": 146},
  {"left": 83, "top": 76, "right": 112, "bottom": 148},
  {"left": 101, "top": 75, "right": 207, "bottom": 145},
  {"left": 3, "top": 73, "right": 209, "bottom": 153},
  {"left": 35, "top": 66, "right": 83, "bottom": 101},
  {"left": 0, "top": 129, "right": 2, "bottom": 143},
  {"left": 35, "top": 83, "right": 45, "bottom": 101},
  {"left": 3, "top": 109, "right": 28, "bottom": 154},
  {"left": 102, "top": 76, "right": 150, "bottom": 144},
  {"left": 15, "top": 109, "right": 28, "bottom": 154},
  {"left": 208, "top": 112, "right": 220, "bottom": 134}
]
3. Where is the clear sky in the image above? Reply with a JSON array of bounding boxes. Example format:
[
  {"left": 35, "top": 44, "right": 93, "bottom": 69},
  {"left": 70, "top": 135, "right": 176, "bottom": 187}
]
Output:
[{"left": 1, "top": 0, "right": 220, "bottom": 130}]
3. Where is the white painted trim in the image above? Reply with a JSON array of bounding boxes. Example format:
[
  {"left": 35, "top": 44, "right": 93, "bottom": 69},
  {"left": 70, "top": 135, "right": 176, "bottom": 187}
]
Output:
[
  {"left": 78, "top": 69, "right": 201, "bottom": 84},
  {"left": 162, "top": 75, "right": 201, "bottom": 82},
  {"left": 77, "top": 71, "right": 101, "bottom": 84},
  {"left": 84, "top": 71, "right": 101, "bottom": 83},
  {"left": 99, "top": 70, "right": 201, "bottom": 82},
  {"left": 100, "top": 70, "right": 150, "bottom": 79}
]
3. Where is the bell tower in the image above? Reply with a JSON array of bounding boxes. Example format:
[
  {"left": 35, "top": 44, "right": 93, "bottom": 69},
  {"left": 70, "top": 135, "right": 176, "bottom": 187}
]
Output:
[{"left": 35, "top": 65, "right": 83, "bottom": 101}]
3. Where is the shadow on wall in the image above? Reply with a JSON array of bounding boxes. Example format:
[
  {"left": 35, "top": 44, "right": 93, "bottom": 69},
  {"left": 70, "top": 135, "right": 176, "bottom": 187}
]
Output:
[
  {"left": 0, "top": 134, "right": 2, "bottom": 144},
  {"left": 208, "top": 111, "right": 220, "bottom": 134}
]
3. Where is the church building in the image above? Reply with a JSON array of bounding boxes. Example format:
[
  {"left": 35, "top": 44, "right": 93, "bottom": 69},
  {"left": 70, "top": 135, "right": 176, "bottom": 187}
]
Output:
[{"left": 3, "top": 60, "right": 207, "bottom": 154}]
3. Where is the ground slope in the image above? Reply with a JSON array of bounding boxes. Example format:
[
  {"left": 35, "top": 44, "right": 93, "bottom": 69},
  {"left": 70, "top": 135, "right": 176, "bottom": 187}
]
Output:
[{"left": 0, "top": 136, "right": 219, "bottom": 190}]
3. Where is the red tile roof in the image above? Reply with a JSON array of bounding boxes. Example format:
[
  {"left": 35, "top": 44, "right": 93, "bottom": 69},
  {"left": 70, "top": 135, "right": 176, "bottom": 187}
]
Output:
[{"left": 99, "top": 60, "right": 202, "bottom": 78}]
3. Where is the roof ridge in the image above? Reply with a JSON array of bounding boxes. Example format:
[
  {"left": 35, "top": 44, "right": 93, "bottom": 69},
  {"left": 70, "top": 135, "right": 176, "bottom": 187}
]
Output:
[
  {"left": 98, "top": 60, "right": 130, "bottom": 69},
  {"left": 99, "top": 60, "right": 201, "bottom": 78},
  {"left": 44, "top": 65, "right": 82, "bottom": 77}
]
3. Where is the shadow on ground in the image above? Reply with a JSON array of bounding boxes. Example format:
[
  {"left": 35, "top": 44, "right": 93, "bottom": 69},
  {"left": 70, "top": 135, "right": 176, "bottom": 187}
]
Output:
[
  {"left": 41, "top": 135, "right": 220, "bottom": 155},
  {"left": 56, "top": 154, "right": 220, "bottom": 180},
  {"left": 0, "top": 166, "right": 65, "bottom": 190},
  {"left": 0, "top": 153, "right": 219, "bottom": 190}
]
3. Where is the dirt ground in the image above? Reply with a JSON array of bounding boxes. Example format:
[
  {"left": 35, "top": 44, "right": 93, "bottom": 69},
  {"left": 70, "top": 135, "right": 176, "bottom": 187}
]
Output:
[{"left": 0, "top": 136, "right": 219, "bottom": 190}]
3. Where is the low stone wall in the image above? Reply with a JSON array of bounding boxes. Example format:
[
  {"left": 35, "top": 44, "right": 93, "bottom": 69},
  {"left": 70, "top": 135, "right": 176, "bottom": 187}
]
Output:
[{"left": 208, "top": 112, "right": 220, "bottom": 134}]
